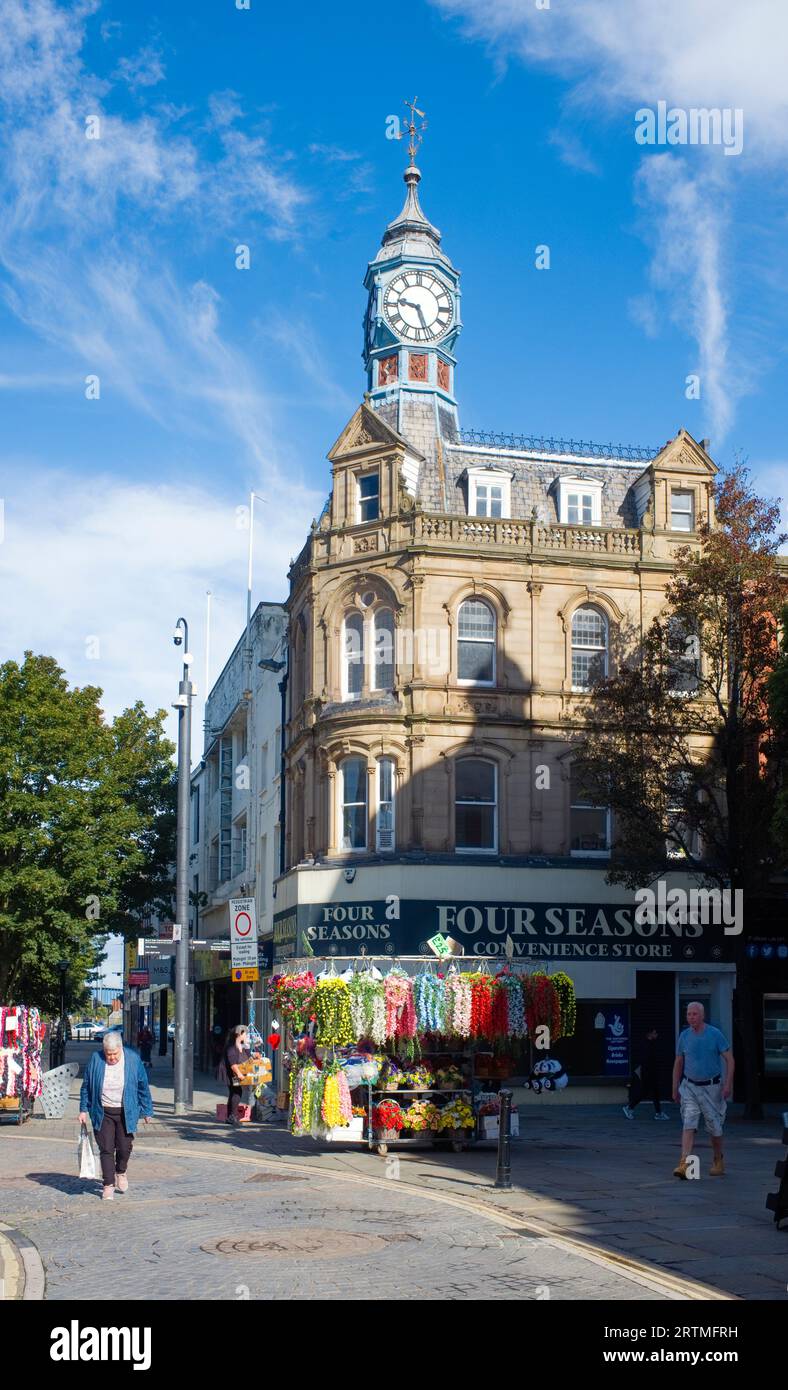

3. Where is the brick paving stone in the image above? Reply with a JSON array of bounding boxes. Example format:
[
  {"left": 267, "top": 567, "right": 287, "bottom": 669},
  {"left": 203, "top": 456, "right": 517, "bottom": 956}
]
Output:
[
  {"left": 1, "top": 1134, "right": 667, "bottom": 1302},
  {"left": 8, "top": 1046, "right": 786, "bottom": 1300}
]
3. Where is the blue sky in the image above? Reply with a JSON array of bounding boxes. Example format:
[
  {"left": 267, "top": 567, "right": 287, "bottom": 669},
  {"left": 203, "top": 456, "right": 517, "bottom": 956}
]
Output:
[{"left": 1, "top": 0, "right": 786, "bottom": 748}]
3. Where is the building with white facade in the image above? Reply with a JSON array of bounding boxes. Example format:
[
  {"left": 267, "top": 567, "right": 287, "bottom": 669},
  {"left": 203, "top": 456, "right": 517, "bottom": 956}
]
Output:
[{"left": 189, "top": 601, "right": 287, "bottom": 1068}]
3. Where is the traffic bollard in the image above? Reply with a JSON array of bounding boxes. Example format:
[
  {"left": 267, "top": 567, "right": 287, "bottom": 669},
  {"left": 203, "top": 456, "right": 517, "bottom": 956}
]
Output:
[{"left": 495, "top": 1087, "right": 513, "bottom": 1189}]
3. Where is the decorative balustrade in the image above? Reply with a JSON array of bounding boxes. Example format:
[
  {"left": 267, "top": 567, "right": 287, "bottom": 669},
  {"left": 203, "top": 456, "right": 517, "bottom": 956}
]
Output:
[{"left": 414, "top": 512, "right": 642, "bottom": 556}]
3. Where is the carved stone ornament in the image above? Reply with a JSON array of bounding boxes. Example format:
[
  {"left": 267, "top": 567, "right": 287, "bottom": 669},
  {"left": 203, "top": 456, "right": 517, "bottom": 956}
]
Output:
[{"left": 353, "top": 533, "right": 379, "bottom": 554}]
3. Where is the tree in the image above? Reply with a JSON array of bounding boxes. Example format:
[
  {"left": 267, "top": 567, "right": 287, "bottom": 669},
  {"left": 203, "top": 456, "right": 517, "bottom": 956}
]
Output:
[
  {"left": 574, "top": 466, "right": 787, "bottom": 1117},
  {"left": 0, "top": 653, "right": 176, "bottom": 1011}
]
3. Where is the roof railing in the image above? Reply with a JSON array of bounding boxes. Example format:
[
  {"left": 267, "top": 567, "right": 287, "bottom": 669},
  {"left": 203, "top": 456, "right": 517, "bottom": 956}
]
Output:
[{"left": 458, "top": 429, "right": 657, "bottom": 463}]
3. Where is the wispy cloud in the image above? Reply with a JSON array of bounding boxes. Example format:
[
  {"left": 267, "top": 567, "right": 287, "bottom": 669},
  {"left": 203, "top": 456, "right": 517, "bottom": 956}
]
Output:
[
  {"left": 431, "top": 0, "right": 788, "bottom": 443},
  {"left": 0, "top": 0, "right": 311, "bottom": 481},
  {"left": 114, "top": 45, "right": 166, "bottom": 92},
  {"left": 0, "top": 464, "right": 322, "bottom": 736}
]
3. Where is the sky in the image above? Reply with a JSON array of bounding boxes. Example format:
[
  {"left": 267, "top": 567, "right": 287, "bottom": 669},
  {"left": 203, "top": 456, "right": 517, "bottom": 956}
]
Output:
[{"left": 1, "top": 0, "right": 787, "bottom": 757}]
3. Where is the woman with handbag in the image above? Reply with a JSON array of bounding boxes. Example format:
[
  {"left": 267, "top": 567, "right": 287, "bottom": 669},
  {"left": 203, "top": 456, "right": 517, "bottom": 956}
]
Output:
[{"left": 78, "top": 1031, "right": 153, "bottom": 1199}]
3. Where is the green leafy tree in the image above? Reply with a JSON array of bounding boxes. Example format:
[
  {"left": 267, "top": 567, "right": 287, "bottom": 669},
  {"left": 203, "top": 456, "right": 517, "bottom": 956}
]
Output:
[
  {"left": 0, "top": 653, "right": 175, "bottom": 1010},
  {"left": 574, "top": 467, "right": 787, "bottom": 1117}
]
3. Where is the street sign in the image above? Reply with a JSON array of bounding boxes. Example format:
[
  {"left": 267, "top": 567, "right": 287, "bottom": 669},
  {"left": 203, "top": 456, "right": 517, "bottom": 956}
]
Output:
[
  {"left": 231, "top": 966, "right": 259, "bottom": 983},
  {"left": 230, "top": 897, "right": 258, "bottom": 971}
]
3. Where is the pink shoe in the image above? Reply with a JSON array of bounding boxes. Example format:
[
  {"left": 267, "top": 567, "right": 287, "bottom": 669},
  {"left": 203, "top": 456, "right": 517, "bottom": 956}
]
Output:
[
  {"left": 101, "top": 1185, "right": 115, "bottom": 1201},
  {"left": 115, "top": 1174, "right": 128, "bottom": 1194}
]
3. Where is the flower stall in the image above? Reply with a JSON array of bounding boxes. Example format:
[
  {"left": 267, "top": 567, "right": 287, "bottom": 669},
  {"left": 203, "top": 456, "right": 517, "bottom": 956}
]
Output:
[
  {"left": 270, "top": 960, "right": 576, "bottom": 1155},
  {"left": 0, "top": 1006, "right": 44, "bottom": 1126}
]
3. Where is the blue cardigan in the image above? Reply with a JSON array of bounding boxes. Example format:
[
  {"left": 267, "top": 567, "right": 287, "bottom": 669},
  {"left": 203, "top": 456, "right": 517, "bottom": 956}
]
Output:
[{"left": 79, "top": 1047, "right": 154, "bottom": 1134}]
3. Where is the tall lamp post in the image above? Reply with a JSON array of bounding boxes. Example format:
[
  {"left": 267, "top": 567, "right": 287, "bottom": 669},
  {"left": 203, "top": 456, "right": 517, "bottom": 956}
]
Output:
[
  {"left": 56, "top": 958, "right": 69, "bottom": 1067},
  {"left": 173, "top": 617, "right": 194, "bottom": 1114}
]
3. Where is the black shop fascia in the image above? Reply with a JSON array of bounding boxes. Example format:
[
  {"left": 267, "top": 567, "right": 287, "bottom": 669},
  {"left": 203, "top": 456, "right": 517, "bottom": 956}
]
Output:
[{"left": 273, "top": 898, "right": 734, "bottom": 965}]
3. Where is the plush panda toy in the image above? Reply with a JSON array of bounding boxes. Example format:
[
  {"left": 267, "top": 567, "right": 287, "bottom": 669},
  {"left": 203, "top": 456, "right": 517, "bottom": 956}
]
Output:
[{"left": 527, "top": 1057, "right": 569, "bottom": 1093}]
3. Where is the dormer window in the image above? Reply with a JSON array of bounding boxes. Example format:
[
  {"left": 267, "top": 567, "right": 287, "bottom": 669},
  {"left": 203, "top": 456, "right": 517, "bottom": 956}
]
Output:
[
  {"left": 556, "top": 477, "right": 603, "bottom": 526},
  {"left": 465, "top": 468, "right": 512, "bottom": 520},
  {"left": 358, "top": 471, "right": 380, "bottom": 523}
]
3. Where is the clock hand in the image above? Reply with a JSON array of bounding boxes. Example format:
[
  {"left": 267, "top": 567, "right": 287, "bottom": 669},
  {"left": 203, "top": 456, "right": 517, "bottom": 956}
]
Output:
[{"left": 400, "top": 298, "right": 429, "bottom": 329}]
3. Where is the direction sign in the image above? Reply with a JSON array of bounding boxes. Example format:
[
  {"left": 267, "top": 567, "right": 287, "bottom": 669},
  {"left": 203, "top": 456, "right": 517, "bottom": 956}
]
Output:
[{"left": 230, "top": 898, "right": 258, "bottom": 971}]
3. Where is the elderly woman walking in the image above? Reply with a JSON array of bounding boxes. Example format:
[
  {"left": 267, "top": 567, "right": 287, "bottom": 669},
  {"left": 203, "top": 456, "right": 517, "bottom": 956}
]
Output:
[{"left": 79, "top": 1031, "right": 153, "bottom": 1200}]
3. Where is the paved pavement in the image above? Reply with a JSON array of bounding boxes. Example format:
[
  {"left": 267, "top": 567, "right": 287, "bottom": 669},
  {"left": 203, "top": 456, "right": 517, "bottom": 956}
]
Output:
[{"left": 1, "top": 1043, "right": 786, "bottom": 1301}]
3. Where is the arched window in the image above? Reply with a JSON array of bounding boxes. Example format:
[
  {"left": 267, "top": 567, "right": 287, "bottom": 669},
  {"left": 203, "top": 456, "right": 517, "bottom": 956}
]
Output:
[
  {"left": 343, "top": 612, "right": 364, "bottom": 699},
  {"left": 373, "top": 608, "right": 395, "bottom": 692},
  {"left": 341, "top": 758, "right": 367, "bottom": 851},
  {"left": 457, "top": 599, "right": 496, "bottom": 685},
  {"left": 571, "top": 606, "right": 607, "bottom": 691},
  {"left": 455, "top": 758, "right": 497, "bottom": 852},
  {"left": 376, "top": 758, "right": 395, "bottom": 852}
]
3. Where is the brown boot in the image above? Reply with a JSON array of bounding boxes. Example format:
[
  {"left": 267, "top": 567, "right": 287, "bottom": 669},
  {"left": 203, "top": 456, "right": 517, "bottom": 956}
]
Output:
[
  {"left": 710, "top": 1154, "right": 725, "bottom": 1176},
  {"left": 673, "top": 1156, "right": 690, "bottom": 1179}
]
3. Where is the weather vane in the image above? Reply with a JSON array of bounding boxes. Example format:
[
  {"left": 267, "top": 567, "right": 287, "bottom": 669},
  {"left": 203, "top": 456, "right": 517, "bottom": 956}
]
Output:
[{"left": 397, "top": 96, "right": 428, "bottom": 164}]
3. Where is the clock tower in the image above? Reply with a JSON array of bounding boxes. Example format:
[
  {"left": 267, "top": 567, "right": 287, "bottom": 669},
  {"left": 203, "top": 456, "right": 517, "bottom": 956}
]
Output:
[{"left": 364, "top": 101, "right": 462, "bottom": 453}]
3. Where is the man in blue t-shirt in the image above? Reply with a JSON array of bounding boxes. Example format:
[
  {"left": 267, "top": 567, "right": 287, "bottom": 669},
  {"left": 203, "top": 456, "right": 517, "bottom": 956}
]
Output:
[{"left": 672, "top": 1001, "right": 734, "bottom": 1178}]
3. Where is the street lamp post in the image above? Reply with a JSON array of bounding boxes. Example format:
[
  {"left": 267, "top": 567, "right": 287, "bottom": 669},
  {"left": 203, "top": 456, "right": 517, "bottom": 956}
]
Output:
[
  {"left": 56, "top": 958, "right": 69, "bottom": 1067},
  {"left": 173, "top": 617, "right": 194, "bottom": 1114}
]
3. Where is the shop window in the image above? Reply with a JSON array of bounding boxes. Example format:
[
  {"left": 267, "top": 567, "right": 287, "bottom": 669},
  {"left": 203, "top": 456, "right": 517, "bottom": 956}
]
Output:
[
  {"left": 764, "top": 996, "right": 788, "bottom": 1077},
  {"left": 455, "top": 757, "right": 497, "bottom": 853},
  {"left": 376, "top": 758, "right": 395, "bottom": 852},
  {"left": 343, "top": 612, "right": 364, "bottom": 699},
  {"left": 570, "top": 765, "right": 610, "bottom": 856},
  {"left": 457, "top": 598, "right": 496, "bottom": 685},
  {"left": 341, "top": 758, "right": 368, "bottom": 852},
  {"left": 671, "top": 489, "right": 695, "bottom": 531},
  {"left": 571, "top": 605, "right": 608, "bottom": 691},
  {"left": 357, "top": 471, "right": 380, "bottom": 523},
  {"left": 373, "top": 608, "right": 395, "bottom": 692}
]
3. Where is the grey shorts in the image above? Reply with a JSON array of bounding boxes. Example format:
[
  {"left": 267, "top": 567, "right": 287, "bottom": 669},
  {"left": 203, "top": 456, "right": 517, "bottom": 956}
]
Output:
[{"left": 679, "top": 1079, "right": 726, "bottom": 1136}]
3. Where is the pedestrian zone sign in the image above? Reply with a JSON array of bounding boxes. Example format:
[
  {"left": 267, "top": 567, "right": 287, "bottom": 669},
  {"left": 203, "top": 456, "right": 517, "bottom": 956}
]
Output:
[{"left": 229, "top": 897, "right": 258, "bottom": 970}]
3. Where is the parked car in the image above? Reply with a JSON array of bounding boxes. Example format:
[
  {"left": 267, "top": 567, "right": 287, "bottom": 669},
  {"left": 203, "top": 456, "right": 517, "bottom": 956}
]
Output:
[
  {"left": 93, "top": 1024, "right": 124, "bottom": 1044},
  {"left": 72, "top": 1020, "right": 101, "bottom": 1040}
]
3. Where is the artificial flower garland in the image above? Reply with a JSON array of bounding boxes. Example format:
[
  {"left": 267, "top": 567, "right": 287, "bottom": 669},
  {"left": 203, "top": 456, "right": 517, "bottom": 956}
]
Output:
[
  {"left": 470, "top": 975, "right": 494, "bottom": 1038},
  {"left": 270, "top": 972, "right": 316, "bottom": 1034},
  {"left": 348, "top": 973, "right": 386, "bottom": 1045},
  {"left": 384, "top": 971, "right": 417, "bottom": 1041},
  {"left": 444, "top": 974, "right": 472, "bottom": 1037},
  {"left": 413, "top": 971, "right": 447, "bottom": 1033},
  {"left": 314, "top": 977, "right": 355, "bottom": 1046},
  {"left": 522, "top": 973, "right": 561, "bottom": 1042},
  {"left": 492, "top": 973, "right": 528, "bottom": 1038},
  {"left": 552, "top": 972, "right": 577, "bottom": 1039},
  {"left": 321, "top": 1063, "right": 353, "bottom": 1128}
]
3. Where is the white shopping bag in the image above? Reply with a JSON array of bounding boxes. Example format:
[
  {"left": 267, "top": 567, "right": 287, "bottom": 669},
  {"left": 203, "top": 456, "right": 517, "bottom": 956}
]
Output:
[{"left": 78, "top": 1123, "right": 97, "bottom": 1180}]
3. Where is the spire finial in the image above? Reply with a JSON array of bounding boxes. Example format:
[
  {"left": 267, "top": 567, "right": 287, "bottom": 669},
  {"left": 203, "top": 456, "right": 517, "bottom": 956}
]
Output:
[{"left": 397, "top": 96, "right": 428, "bottom": 166}]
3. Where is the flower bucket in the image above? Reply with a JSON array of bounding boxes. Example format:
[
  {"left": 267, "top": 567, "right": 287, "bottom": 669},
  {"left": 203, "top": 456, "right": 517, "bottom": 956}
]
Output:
[{"left": 373, "top": 1128, "right": 401, "bottom": 1143}]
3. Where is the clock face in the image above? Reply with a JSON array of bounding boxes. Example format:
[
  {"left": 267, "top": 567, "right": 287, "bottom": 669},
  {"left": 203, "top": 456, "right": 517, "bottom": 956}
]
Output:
[{"left": 383, "top": 270, "right": 453, "bottom": 343}]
